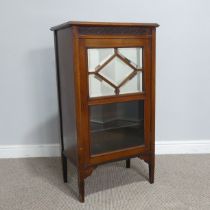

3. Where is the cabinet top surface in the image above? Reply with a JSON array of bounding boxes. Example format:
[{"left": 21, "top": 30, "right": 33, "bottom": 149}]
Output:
[{"left": 50, "top": 21, "right": 159, "bottom": 31}]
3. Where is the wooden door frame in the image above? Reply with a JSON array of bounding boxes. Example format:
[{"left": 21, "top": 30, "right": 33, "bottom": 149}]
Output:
[{"left": 78, "top": 37, "right": 152, "bottom": 166}]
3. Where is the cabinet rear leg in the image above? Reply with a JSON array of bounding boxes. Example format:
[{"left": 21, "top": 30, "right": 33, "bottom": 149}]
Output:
[
  {"left": 126, "top": 158, "right": 130, "bottom": 168},
  {"left": 149, "top": 156, "right": 155, "bottom": 184},
  {"left": 62, "top": 153, "right": 67, "bottom": 183}
]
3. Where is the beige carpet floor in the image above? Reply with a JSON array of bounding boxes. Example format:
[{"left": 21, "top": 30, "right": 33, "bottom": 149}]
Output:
[{"left": 0, "top": 155, "right": 210, "bottom": 210}]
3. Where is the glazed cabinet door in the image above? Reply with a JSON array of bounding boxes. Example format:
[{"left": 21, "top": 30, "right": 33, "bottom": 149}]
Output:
[{"left": 79, "top": 38, "right": 151, "bottom": 165}]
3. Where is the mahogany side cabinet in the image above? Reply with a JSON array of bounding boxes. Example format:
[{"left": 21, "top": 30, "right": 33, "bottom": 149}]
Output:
[{"left": 51, "top": 21, "right": 159, "bottom": 202}]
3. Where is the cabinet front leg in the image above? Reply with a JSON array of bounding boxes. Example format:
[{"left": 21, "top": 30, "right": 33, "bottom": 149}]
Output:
[
  {"left": 78, "top": 177, "right": 85, "bottom": 202},
  {"left": 62, "top": 153, "right": 67, "bottom": 183},
  {"left": 126, "top": 158, "right": 131, "bottom": 168},
  {"left": 149, "top": 155, "right": 155, "bottom": 184}
]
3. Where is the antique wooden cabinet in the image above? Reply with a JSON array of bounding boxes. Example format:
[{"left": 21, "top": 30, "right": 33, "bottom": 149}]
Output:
[{"left": 51, "top": 21, "right": 159, "bottom": 202}]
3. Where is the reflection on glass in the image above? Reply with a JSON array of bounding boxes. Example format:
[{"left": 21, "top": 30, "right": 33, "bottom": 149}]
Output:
[
  {"left": 88, "top": 48, "right": 114, "bottom": 72},
  {"left": 118, "top": 48, "right": 143, "bottom": 69},
  {"left": 120, "top": 72, "right": 143, "bottom": 94},
  {"left": 88, "top": 48, "right": 143, "bottom": 97},
  {"left": 89, "top": 74, "right": 115, "bottom": 97},
  {"left": 100, "top": 57, "right": 133, "bottom": 86},
  {"left": 90, "top": 100, "right": 144, "bottom": 155}
]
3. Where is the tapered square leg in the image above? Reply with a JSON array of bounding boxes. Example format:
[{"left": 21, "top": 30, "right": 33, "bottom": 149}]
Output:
[
  {"left": 149, "top": 156, "right": 155, "bottom": 184},
  {"left": 126, "top": 159, "right": 130, "bottom": 168},
  {"left": 62, "top": 153, "right": 67, "bottom": 183},
  {"left": 78, "top": 178, "right": 85, "bottom": 202}
]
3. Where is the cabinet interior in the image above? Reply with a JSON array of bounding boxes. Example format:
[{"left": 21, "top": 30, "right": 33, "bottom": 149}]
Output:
[{"left": 90, "top": 100, "right": 144, "bottom": 155}]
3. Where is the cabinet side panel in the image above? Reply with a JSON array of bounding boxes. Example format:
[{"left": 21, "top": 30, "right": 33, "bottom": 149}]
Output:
[
  {"left": 150, "top": 29, "right": 156, "bottom": 153},
  {"left": 56, "top": 28, "right": 77, "bottom": 164}
]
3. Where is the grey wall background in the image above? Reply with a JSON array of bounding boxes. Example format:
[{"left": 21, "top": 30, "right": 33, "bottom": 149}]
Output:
[{"left": 0, "top": 0, "right": 210, "bottom": 145}]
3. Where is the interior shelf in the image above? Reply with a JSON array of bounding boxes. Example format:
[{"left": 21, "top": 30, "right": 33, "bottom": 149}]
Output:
[
  {"left": 91, "top": 119, "right": 142, "bottom": 132},
  {"left": 90, "top": 119, "right": 144, "bottom": 155}
]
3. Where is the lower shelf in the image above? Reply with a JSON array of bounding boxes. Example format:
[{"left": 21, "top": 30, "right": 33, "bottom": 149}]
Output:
[{"left": 90, "top": 120, "right": 144, "bottom": 155}]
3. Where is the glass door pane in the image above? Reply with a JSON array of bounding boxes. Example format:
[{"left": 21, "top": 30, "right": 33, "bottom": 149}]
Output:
[
  {"left": 89, "top": 100, "right": 144, "bottom": 155},
  {"left": 88, "top": 47, "right": 143, "bottom": 97}
]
